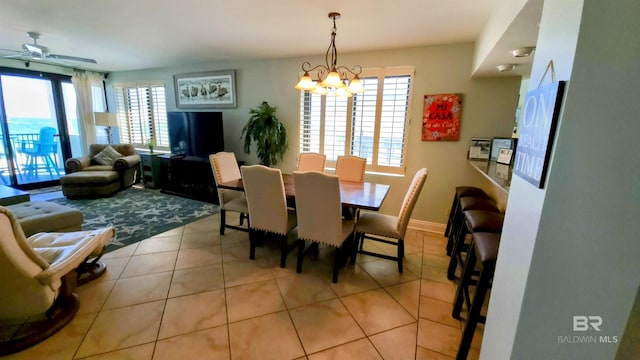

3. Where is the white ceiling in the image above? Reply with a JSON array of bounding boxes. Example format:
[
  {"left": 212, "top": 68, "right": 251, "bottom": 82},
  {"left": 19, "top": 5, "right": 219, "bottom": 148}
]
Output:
[{"left": 0, "top": 0, "right": 540, "bottom": 76}]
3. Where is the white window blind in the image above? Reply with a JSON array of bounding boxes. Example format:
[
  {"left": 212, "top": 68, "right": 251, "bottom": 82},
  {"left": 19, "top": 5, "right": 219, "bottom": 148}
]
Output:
[
  {"left": 299, "top": 92, "right": 322, "bottom": 153},
  {"left": 114, "top": 83, "right": 168, "bottom": 150},
  {"left": 324, "top": 95, "right": 348, "bottom": 162},
  {"left": 299, "top": 67, "right": 414, "bottom": 174}
]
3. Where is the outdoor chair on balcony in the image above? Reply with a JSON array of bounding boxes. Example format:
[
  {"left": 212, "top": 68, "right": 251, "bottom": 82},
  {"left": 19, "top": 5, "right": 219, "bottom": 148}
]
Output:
[{"left": 15, "top": 126, "right": 60, "bottom": 177}]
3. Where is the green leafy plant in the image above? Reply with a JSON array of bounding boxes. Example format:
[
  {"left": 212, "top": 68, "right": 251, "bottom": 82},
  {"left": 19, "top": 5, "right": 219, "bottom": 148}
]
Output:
[
  {"left": 147, "top": 138, "right": 156, "bottom": 153},
  {"left": 241, "top": 101, "right": 288, "bottom": 166}
]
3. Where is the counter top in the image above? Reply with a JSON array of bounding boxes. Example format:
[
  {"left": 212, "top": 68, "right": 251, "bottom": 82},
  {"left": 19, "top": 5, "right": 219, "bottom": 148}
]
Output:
[{"left": 468, "top": 160, "right": 512, "bottom": 193}]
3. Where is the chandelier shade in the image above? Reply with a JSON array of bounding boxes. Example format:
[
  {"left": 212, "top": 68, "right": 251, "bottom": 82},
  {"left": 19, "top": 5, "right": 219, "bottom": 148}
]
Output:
[{"left": 295, "top": 12, "right": 365, "bottom": 97}]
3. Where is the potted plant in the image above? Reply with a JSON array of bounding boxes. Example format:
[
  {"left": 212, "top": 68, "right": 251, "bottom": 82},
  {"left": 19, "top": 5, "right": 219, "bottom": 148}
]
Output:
[
  {"left": 241, "top": 101, "right": 288, "bottom": 167},
  {"left": 147, "top": 138, "right": 156, "bottom": 153}
]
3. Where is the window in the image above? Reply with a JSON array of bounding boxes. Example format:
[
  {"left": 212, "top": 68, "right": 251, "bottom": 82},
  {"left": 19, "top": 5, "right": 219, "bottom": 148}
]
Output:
[
  {"left": 114, "top": 82, "right": 168, "bottom": 150},
  {"left": 299, "top": 67, "right": 414, "bottom": 174}
]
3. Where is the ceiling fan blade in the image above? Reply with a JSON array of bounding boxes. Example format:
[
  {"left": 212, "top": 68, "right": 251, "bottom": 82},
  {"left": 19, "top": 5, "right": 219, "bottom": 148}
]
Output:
[
  {"left": 2, "top": 53, "right": 28, "bottom": 59},
  {"left": 0, "top": 49, "right": 24, "bottom": 54},
  {"left": 47, "top": 53, "right": 97, "bottom": 64}
]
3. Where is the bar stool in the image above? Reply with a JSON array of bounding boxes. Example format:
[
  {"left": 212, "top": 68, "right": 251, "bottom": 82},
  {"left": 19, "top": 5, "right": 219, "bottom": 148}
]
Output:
[
  {"left": 444, "top": 187, "right": 489, "bottom": 238},
  {"left": 451, "top": 232, "right": 500, "bottom": 360},
  {"left": 447, "top": 210, "right": 503, "bottom": 280},
  {"left": 446, "top": 196, "right": 500, "bottom": 256}
]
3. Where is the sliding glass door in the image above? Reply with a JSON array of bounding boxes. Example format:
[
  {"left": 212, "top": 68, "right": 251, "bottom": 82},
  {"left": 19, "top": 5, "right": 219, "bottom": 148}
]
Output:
[{"left": 0, "top": 69, "right": 77, "bottom": 188}]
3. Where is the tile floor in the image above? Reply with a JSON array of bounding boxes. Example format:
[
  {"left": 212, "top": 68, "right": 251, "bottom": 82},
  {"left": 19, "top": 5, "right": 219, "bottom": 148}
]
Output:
[{"left": 3, "top": 212, "right": 485, "bottom": 359}]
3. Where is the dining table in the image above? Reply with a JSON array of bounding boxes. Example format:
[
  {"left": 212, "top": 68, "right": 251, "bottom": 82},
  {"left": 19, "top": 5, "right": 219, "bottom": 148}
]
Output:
[{"left": 217, "top": 173, "right": 390, "bottom": 211}]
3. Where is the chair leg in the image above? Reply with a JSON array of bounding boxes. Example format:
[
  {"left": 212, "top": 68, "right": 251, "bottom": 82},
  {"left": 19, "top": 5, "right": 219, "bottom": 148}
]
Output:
[
  {"left": 456, "top": 262, "right": 494, "bottom": 360},
  {"left": 350, "top": 232, "right": 360, "bottom": 265},
  {"left": 296, "top": 240, "right": 305, "bottom": 273},
  {"left": 444, "top": 194, "right": 458, "bottom": 237},
  {"left": 219, "top": 210, "right": 226, "bottom": 235},
  {"left": 452, "top": 242, "right": 477, "bottom": 319},
  {"left": 249, "top": 229, "right": 257, "bottom": 260},
  {"left": 397, "top": 239, "right": 404, "bottom": 273},
  {"left": 42, "top": 155, "right": 52, "bottom": 176},
  {"left": 446, "top": 207, "right": 462, "bottom": 256},
  {"left": 332, "top": 247, "right": 342, "bottom": 283},
  {"left": 280, "top": 234, "right": 287, "bottom": 268},
  {"left": 447, "top": 222, "right": 468, "bottom": 280},
  {"left": 46, "top": 154, "right": 60, "bottom": 176}
]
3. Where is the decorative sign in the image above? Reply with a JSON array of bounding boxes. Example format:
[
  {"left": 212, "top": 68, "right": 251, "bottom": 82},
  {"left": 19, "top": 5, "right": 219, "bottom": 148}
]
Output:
[
  {"left": 422, "top": 93, "right": 462, "bottom": 141},
  {"left": 513, "top": 81, "right": 565, "bottom": 188}
]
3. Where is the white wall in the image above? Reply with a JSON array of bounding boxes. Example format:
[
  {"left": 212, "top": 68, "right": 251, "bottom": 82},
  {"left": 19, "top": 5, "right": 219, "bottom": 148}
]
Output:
[
  {"left": 107, "top": 43, "right": 521, "bottom": 225},
  {"left": 483, "top": 0, "right": 640, "bottom": 358},
  {"left": 473, "top": 0, "right": 528, "bottom": 74}
]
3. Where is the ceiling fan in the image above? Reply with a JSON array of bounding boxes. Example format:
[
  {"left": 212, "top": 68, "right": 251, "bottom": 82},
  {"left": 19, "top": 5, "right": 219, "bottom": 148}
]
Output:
[{"left": 1, "top": 32, "right": 97, "bottom": 64}]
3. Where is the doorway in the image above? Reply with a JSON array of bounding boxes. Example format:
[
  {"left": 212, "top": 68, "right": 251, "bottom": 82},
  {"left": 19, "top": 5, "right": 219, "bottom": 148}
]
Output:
[{"left": 0, "top": 70, "right": 78, "bottom": 188}]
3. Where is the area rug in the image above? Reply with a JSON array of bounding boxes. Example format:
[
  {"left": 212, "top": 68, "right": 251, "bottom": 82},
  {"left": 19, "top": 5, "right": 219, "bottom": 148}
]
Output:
[{"left": 49, "top": 188, "right": 219, "bottom": 252}]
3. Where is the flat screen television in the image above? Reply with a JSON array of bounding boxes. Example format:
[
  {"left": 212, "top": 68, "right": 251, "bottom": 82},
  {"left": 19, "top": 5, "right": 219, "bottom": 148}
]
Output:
[{"left": 167, "top": 111, "right": 224, "bottom": 159}]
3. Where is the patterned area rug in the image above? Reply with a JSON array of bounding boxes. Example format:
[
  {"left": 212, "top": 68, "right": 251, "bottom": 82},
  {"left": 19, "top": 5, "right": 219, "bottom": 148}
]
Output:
[{"left": 49, "top": 188, "right": 219, "bottom": 253}]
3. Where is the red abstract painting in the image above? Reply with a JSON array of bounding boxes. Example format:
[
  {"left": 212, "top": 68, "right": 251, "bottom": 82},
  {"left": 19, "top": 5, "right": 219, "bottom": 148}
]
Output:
[{"left": 422, "top": 94, "right": 462, "bottom": 141}]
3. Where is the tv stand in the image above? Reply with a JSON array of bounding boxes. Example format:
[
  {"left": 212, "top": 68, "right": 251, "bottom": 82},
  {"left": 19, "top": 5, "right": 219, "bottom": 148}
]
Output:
[{"left": 159, "top": 155, "right": 219, "bottom": 204}]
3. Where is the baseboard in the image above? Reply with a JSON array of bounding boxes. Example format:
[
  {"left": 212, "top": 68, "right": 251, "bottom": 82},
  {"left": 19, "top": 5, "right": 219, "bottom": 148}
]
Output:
[{"left": 408, "top": 219, "right": 445, "bottom": 235}]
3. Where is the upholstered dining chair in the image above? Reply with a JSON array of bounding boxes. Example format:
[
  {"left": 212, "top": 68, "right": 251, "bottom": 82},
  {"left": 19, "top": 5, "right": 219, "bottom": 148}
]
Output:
[
  {"left": 0, "top": 207, "right": 114, "bottom": 355},
  {"left": 209, "top": 152, "right": 249, "bottom": 235},
  {"left": 354, "top": 168, "right": 428, "bottom": 272},
  {"left": 241, "top": 165, "right": 297, "bottom": 268},
  {"left": 335, "top": 155, "right": 367, "bottom": 219},
  {"left": 297, "top": 152, "right": 326, "bottom": 172},
  {"left": 335, "top": 155, "right": 366, "bottom": 183},
  {"left": 293, "top": 171, "right": 356, "bottom": 283}
]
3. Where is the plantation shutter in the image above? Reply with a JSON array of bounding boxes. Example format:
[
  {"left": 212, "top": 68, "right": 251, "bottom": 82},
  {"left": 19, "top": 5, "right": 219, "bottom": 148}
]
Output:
[
  {"left": 323, "top": 95, "right": 348, "bottom": 162},
  {"left": 350, "top": 77, "right": 379, "bottom": 165},
  {"left": 151, "top": 86, "right": 169, "bottom": 148},
  {"left": 114, "top": 82, "right": 169, "bottom": 150},
  {"left": 299, "top": 92, "right": 322, "bottom": 153},
  {"left": 298, "top": 66, "right": 414, "bottom": 175},
  {"left": 377, "top": 75, "right": 411, "bottom": 168}
]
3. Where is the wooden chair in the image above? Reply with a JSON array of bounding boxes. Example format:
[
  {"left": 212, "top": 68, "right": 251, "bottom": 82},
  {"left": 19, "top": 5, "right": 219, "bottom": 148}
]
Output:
[
  {"left": 354, "top": 168, "right": 428, "bottom": 272},
  {"left": 297, "top": 152, "right": 326, "bottom": 172},
  {"left": 293, "top": 171, "right": 356, "bottom": 283},
  {"left": 335, "top": 155, "right": 366, "bottom": 182},
  {"left": 241, "top": 165, "right": 297, "bottom": 268},
  {"left": 209, "top": 152, "right": 249, "bottom": 235},
  {"left": 0, "top": 207, "right": 114, "bottom": 355}
]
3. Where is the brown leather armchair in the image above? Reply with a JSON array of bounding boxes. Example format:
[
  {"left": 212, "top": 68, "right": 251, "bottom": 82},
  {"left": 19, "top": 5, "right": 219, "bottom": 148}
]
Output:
[{"left": 64, "top": 144, "right": 141, "bottom": 189}]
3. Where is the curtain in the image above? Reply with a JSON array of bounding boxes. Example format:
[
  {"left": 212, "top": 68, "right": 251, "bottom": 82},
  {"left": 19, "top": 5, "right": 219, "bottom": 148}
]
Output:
[{"left": 71, "top": 71, "right": 105, "bottom": 154}]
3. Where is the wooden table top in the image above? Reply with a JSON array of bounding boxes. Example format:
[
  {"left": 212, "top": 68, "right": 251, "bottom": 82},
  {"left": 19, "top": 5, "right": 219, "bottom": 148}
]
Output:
[{"left": 217, "top": 173, "right": 390, "bottom": 211}]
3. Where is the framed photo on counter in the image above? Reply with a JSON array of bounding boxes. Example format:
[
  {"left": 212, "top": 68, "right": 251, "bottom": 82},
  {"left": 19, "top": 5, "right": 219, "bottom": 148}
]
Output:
[
  {"left": 497, "top": 148, "right": 514, "bottom": 165},
  {"left": 490, "top": 137, "right": 515, "bottom": 161},
  {"left": 468, "top": 137, "right": 491, "bottom": 160}
]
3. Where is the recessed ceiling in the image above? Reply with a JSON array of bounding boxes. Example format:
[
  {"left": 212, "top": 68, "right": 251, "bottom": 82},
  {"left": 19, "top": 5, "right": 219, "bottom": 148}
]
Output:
[
  {"left": 473, "top": 0, "right": 543, "bottom": 78},
  {"left": 0, "top": 0, "right": 538, "bottom": 76}
]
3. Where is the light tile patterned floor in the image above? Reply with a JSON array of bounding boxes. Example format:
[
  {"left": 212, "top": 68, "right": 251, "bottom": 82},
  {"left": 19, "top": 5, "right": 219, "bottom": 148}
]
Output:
[{"left": 3, "top": 212, "right": 484, "bottom": 359}]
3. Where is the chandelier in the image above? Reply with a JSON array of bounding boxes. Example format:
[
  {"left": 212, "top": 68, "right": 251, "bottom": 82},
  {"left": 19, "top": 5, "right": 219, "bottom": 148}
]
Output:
[{"left": 295, "top": 12, "right": 365, "bottom": 97}]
